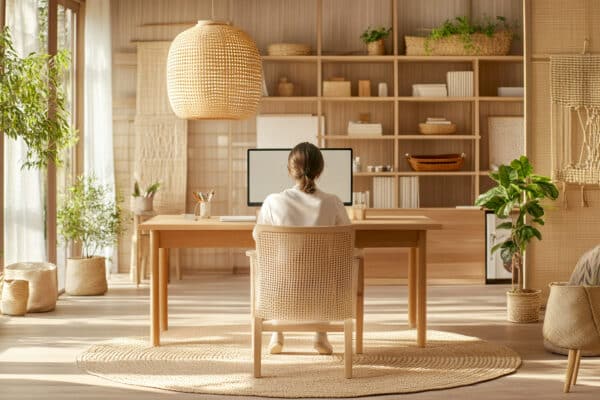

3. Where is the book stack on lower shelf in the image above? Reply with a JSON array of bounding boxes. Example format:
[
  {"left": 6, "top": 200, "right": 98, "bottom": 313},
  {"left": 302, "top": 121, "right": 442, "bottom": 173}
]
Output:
[
  {"left": 348, "top": 121, "right": 382, "bottom": 137},
  {"left": 399, "top": 177, "right": 420, "bottom": 208},
  {"left": 373, "top": 177, "right": 394, "bottom": 208}
]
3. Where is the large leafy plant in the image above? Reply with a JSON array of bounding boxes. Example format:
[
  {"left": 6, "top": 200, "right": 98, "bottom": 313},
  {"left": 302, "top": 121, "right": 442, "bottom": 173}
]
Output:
[
  {"left": 475, "top": 156, "right": 559, "bottom": 291},
  {"left": 0, "top": 27, "right": 77, "bottom": 169},
  {"left": 58, "top": 176, "right": 124, "bottom": 259}
]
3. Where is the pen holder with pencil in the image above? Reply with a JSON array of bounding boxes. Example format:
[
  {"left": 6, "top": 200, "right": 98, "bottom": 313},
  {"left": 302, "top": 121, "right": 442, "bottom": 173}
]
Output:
[{"left": 193, "top": 190, "right": 214, "bottom": 220}]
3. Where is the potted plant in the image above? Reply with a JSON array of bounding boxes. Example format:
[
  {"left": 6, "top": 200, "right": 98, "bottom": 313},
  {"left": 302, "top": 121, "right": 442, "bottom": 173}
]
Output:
[
  {"left": 405, "top": 16, "right": 514, "bottom": 56},
  {"left": 58, "top": 176, "right": 124, "bottom": 296},
  {"left": 475, "top": 156, "right": 559, "bottom": 323},
  {"left": 360, "top": 26, "right": 392, "bottom": 55},
  {"left": 0, "top": 27, "right": 77, "bottom": 169},
  {"left": 131, "top": 180, "right": 160, "bottom": 214}
]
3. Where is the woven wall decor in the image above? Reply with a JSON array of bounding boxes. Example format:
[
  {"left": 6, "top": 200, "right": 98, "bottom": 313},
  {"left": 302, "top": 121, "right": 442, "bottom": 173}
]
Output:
[
  {"left": 550, "top": 54, "right": 600, "bottom": 189},
  {"left": 166, "top": 20, "right": 262, "bottom": 120}
]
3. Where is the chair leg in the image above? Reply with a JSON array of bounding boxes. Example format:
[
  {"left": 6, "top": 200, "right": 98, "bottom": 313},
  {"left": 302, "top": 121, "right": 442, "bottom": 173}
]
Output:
[
  {"left": 253, "top": 317, "right": 263, "bottom": 378},
  {"left": 570, "top": 349, "right": 581, "bottom": 388},
  {"left": 344, "top": 319, "right": 353, "bottom": 379},
  {"left": 564, "top": 349, "right": 577, "bottom": 393},
  {"left": 356, "top": 256, "right": 364, "bottom": 355},
  {"left": 175, "top": 248, "right": 182, "bottom": 280}
]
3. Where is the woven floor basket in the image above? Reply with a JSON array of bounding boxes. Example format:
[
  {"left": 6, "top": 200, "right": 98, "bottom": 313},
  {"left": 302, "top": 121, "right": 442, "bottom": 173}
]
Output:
[
  {"left": 1, "top": 279, "right": 29, "bottom": 316},
  {"left": 66, "top": 257, "right": 108, "bottom": 296},
  {"left": 406, "top": 153, "right": 465, "bottom": 171},
  {"left": 167, "top": 20, "right": 262, "bottom": 120},
  {"left": 267, "top": 43, "right": 311, "bottom": 56},
  {"left": 405, "top": 31, "right": 512, "bottom": 56},
  {"left": 506, "top": 289, "right": 541, "bottom": 323},
  {"left": 4, "top": 262, "right": 57, "bottom": 312}
]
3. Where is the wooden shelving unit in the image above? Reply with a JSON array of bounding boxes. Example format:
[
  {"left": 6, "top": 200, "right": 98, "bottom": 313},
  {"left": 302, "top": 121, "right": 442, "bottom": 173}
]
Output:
[{"left": 259, "top": 0, "right": 524, "bottom": 209}]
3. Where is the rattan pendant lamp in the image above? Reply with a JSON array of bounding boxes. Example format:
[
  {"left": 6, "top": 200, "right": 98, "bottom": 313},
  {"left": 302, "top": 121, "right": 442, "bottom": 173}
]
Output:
[{"left": 166, "top": 1, "right": 262, "bottom": 120}]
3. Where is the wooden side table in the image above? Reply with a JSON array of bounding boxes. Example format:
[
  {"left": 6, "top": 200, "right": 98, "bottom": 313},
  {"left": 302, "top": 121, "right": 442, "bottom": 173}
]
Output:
[{"left": 130, "top": 212, "right": 182, "bottom": 286}]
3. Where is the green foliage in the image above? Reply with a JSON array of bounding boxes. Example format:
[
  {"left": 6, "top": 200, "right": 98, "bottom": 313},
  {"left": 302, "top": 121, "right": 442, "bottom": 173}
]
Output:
[
  {"left": 360, "top": 26, "right": 392, "bottom": 43},
  {"left": 132, "top": 180, "right": 161, "bottom": 197},
  {"left": 58, "top": 176, "right": 124, "bottom": 258},
  {"left": 0, "top": 27, "right": 77, "bottom": 169},
  {"left": 425, "top": 15, "right": 513, "bottom": 54},
  {"left": 475, "top": 156, "right": 559, "bottom": 290}
]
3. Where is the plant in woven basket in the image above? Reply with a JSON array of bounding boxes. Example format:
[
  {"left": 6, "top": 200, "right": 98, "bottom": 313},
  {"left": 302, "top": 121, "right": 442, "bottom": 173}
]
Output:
[
  {"left": 425, "top": 15, "right": 514, "bottom": 55},
  {"left": 475, "top": 156, "right": 559, "bottom": 292},
  {"left": 58, "top": 175, "right": 124, "bottom": 259},
  {"left": 0, "top": 27, "right": 77, "bottom": 169}
]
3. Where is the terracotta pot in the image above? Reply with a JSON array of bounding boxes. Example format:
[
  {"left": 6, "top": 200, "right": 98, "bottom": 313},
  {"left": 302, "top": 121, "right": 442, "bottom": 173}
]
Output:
[
  {"left": 367, "top": 39, "right": 385, "bottom": 55},
  {"left": 506, "top": 289, "right": 541, "bottom": 323},
  {"left": 65, "top": 256, "right": 108, "bottom": 296}
]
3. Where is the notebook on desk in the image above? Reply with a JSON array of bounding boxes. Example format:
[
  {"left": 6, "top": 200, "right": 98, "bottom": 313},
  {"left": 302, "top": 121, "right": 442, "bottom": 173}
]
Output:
[{"left": 219, "top": 215, "right": 257, "bottom": 222}]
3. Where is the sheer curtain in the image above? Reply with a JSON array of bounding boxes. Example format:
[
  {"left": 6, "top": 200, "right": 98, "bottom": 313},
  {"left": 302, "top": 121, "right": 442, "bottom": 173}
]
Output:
[
  {"left": 84, "top": 0, "right": 117, "bottom": 272},
  {"left": 3, "top": 0, "right": 47, "bottom": 265}
]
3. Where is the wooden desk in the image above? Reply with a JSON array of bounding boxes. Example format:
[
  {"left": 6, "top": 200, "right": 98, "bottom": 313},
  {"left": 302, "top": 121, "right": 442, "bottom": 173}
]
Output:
[{"left": 141, "top": 215, "right": 441, "bottom": 349}]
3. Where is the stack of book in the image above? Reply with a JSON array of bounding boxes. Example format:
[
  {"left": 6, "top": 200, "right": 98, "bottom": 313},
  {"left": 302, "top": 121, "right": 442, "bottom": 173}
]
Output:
[
  {"left": 347, "top": 121, "right": 382, "bottom": 136},
  {"left": 423, "top": 117, "right": 452, "bottom": 125},
  {"left": 446, "top": 71, "right": 473, "bottom": 97},
  {"left": 373, "top": 177, "right": 394, "bottom": 208},
  {"left": 412, "top": 83, "right": 447, "bottom": 97},
  {"left": 399, "top": 177, "right": 420, "bottom": 208}
]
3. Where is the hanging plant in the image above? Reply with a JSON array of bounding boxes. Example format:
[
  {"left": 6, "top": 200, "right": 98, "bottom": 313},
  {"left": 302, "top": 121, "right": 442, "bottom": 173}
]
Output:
[{"left": 0, "top": 27, "right": 77, "bottom": 169}]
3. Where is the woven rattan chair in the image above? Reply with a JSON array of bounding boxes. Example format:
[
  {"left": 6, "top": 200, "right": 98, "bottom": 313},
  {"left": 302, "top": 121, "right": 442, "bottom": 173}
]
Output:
[
  {"left": 543, "top": 283, "right": 600, "bottom": 393},
  {"left": 248, "top": 225, "right": 356, "bottom": 379}
]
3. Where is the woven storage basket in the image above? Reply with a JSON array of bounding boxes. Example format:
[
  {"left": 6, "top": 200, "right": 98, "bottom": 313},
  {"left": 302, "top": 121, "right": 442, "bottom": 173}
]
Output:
[
  {"left": 167, "top": 20, "right": 262, "bottom": 120},
  {"left": 405, "top": 31, "right": 512, "bottom": 56},
  {"left": 1, "top": 279, "right": 29, "bottom": 316},
  {"left": 406, "top": 153, "right": 465, "bottom": 171},
  {"left": 267, "top": 43, "right": 311, "bottom": 56},
  {"left": 506, "top": 289, "right": 541, "bottom": 323},
  {"left": 65, "top": 256, "right": 108, "bottom": 296},
  {"left": 418, "top": 123, "right": 457, "bottom": 135},
  {"left": 4, "top": 262, "right": 57, "bottom": 312}
]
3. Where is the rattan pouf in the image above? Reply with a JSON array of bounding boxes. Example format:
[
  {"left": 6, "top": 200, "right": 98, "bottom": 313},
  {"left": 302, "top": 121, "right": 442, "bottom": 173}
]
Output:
[
  {"left": 4, "top": 262, "right": 58, "bottom": 312},
  {"left": 66, "top": 256, "right": 108, "bottom": 296},
  {"left": 1, "top": 279, "right": 29, "bottom": 316}
]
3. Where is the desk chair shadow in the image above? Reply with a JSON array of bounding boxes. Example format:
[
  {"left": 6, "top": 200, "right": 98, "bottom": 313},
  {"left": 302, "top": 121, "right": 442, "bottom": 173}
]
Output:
[{"left": 247, "top": 225, "right": 359, "bottom": 379}]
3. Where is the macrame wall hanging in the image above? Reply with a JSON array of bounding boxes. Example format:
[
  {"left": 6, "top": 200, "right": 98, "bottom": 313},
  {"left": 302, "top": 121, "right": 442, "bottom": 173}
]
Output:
[{"left": 550, "top": 41, "right": 600, "bottom": 208}]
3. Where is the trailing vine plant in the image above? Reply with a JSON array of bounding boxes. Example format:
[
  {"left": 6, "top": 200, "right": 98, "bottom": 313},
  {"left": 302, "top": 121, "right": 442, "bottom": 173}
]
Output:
[{"left": 0, "top": 27, "right": 77, "bottom": 169}]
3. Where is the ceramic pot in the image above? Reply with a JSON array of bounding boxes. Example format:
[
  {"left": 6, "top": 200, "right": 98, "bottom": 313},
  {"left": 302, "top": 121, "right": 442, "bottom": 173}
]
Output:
[
  {"left": 277, "top": 77, "right": 294, "bottom": 96},
  {"left": 131, "top": 196, "right": 154, "bottom": 214}
]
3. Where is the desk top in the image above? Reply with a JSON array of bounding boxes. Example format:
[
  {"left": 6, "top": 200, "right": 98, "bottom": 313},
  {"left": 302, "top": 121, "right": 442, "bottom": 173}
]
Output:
[{"left": 140, "top": 214, "right": 442, "bottom": 231}]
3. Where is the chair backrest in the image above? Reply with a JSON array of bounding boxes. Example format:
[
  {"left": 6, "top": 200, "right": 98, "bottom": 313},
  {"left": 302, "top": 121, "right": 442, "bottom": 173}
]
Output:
[{"left": 253, "top": 224, "right": 354, "bottom": 322}]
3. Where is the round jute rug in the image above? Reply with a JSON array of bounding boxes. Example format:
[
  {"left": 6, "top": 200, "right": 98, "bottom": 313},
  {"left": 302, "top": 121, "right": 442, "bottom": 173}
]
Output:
[{"left": 77, "top": 326, "right": 521, "bottom": 398}]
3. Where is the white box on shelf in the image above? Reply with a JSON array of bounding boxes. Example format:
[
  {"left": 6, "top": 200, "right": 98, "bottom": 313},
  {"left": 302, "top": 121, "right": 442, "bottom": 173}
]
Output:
[
  {"left": 446, "top": 71, "right": 473, "bottom": 97},
  {"left": 488, "top": 116, "right": 524, "bottom": 170},
  {"left": 412, "top": 83, "right": 447, "bottom": 97},
  {"left": 347, "top": 121, "right": 383, "bottom": 136},
  {"left": 497, "top": 87, "right": 524, "bottom": 97}
]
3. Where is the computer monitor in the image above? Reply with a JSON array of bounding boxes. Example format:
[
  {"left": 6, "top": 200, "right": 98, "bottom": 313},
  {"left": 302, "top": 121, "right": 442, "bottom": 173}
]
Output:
[{"left": 247, "top": 148, "right": 353, "bottom": 206}]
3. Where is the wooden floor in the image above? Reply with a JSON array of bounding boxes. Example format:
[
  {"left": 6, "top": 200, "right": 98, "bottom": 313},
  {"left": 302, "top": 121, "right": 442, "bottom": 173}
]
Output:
[{"left": 1, "top": 274, "right": 598, "bottom": 399}]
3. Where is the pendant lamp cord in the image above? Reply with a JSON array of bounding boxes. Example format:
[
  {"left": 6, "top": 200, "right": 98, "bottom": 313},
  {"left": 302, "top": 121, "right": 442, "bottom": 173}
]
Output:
[{"left": 211, "top": 0, "right": 215, "bottom": 20}]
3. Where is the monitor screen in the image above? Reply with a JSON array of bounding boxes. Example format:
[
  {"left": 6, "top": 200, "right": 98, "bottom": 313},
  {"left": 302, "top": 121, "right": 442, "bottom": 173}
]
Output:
[{"left": 247, "top": 148, "right": 353, "bottom": 206}]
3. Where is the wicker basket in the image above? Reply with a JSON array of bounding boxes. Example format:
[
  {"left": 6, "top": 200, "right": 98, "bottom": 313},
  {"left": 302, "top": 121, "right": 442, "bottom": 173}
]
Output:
[
  {"left": 267, "top": 43, "right": 311, "bottom": 56},
  {"left": 405, "top": 31, "right": 512, "bottom": 56},
  {"left": 418, "top": 123, "right": 457, "bottom": 135},
  {"left": 406, "top": 153, "right": 465, "bottom": 171},
  {"left": 1, "top": 279, "right": 29, "bottom": 316},
  {"left": 4, "top": 262, "right": 57, "bottom": 312},
  {"left": 66, "top": 256, "right": 108, "bottom": 296},
  {"left": 507, "top": 289, "right": 541, "bottom": 323}
]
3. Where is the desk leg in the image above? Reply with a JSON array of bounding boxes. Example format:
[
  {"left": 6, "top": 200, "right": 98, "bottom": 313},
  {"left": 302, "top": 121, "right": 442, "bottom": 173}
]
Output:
[
  {"left": 417, "top": 231, "right": 427, "bottom": 347},
  {"left": 159, "top": 247, "right": 169, "bottom": 331},
  {"left": 408, "top": 247, "right": 417, "bottom": 329},
  {"left": 150, "top": 231, "right": 160, "bottom": 346},
  {"left": 356, "top": 252, "right": 364, "bottom": 354}
]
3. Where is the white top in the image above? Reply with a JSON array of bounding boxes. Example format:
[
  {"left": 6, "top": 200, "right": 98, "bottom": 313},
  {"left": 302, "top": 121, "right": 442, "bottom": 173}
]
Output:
[{"left": 253, "top": 185, "right": 351, "bottom": 239}]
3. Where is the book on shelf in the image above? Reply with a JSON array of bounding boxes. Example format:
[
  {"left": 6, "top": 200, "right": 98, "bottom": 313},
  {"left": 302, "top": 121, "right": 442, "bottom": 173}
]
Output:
[
  {"left": 424, "top": 117, "right": 452, "bottom": 125},
  {"left": 446, "top": 71, "right": 473, "bottom": 97},
  {"left": 399, "top": 177, "right": 419, "bottom": 208},
  {"left": 347, "top": 121, "right": 382, "bottom": 136},
  {"left": 373, "top": 177, "right": 394, "bottom": 208}
]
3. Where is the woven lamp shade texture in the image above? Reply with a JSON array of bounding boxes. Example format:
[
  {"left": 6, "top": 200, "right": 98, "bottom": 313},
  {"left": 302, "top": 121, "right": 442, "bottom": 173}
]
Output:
[{"left": 167, "top": 21, "right": 262, "bottom": 120}]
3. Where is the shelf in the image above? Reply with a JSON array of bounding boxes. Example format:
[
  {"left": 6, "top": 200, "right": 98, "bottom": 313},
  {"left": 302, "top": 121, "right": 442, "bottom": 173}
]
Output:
[
  {"left": 260, "top": 55, "right": 523, "bottom": 63},
  {"left": 479, "top": 96, "right": 524, "bottom": 102},
  {"left": 397, "top": 55, "right": 523, "bottom": 62},
  {"left": 262, "top": 55, "right": 318, "bottom": 62},
  {"left": 321, "top": 55, "right": 395, "bottom": 62},
  {"left": 397, "top": 135, "right": 480, "bottom": 140},
  {"left": 397, "top": 96, "right": 476, "bottom": 102},
  {"left": 353, "top": 172, "right": 396, "bottom": 177},
  {"left": 398, "top": 171, "right": 478, "bottom": 176},
  {"left": 320, "top": 135, "right": 396, "bottom": 140},
  {"left": 321, "top": 97, "right": 395, "bottom": 102},
  {"left": 261, "top": 96, "right": 318, "bottom": 102}
]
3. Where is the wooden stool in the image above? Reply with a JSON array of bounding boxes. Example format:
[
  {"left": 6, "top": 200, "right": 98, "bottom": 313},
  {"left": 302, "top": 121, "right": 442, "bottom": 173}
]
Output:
[{"left": 130, "top": 212, "right": 181, "bottom": 285}]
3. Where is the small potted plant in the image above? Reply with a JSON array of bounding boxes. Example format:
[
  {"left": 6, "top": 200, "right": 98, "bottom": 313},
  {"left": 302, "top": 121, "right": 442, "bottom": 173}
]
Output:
[
  {"left": 131, "top": 180, "right": 160, "bottom": 214},
  {"left": 360, "top": 26, "right": 392, "bottom": 55},
  {"left": 475, "top": 156, "right": 559, "bottom": 323},
  {"left": 58, "top": 176, "right": 124, "bottom": 296}
]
